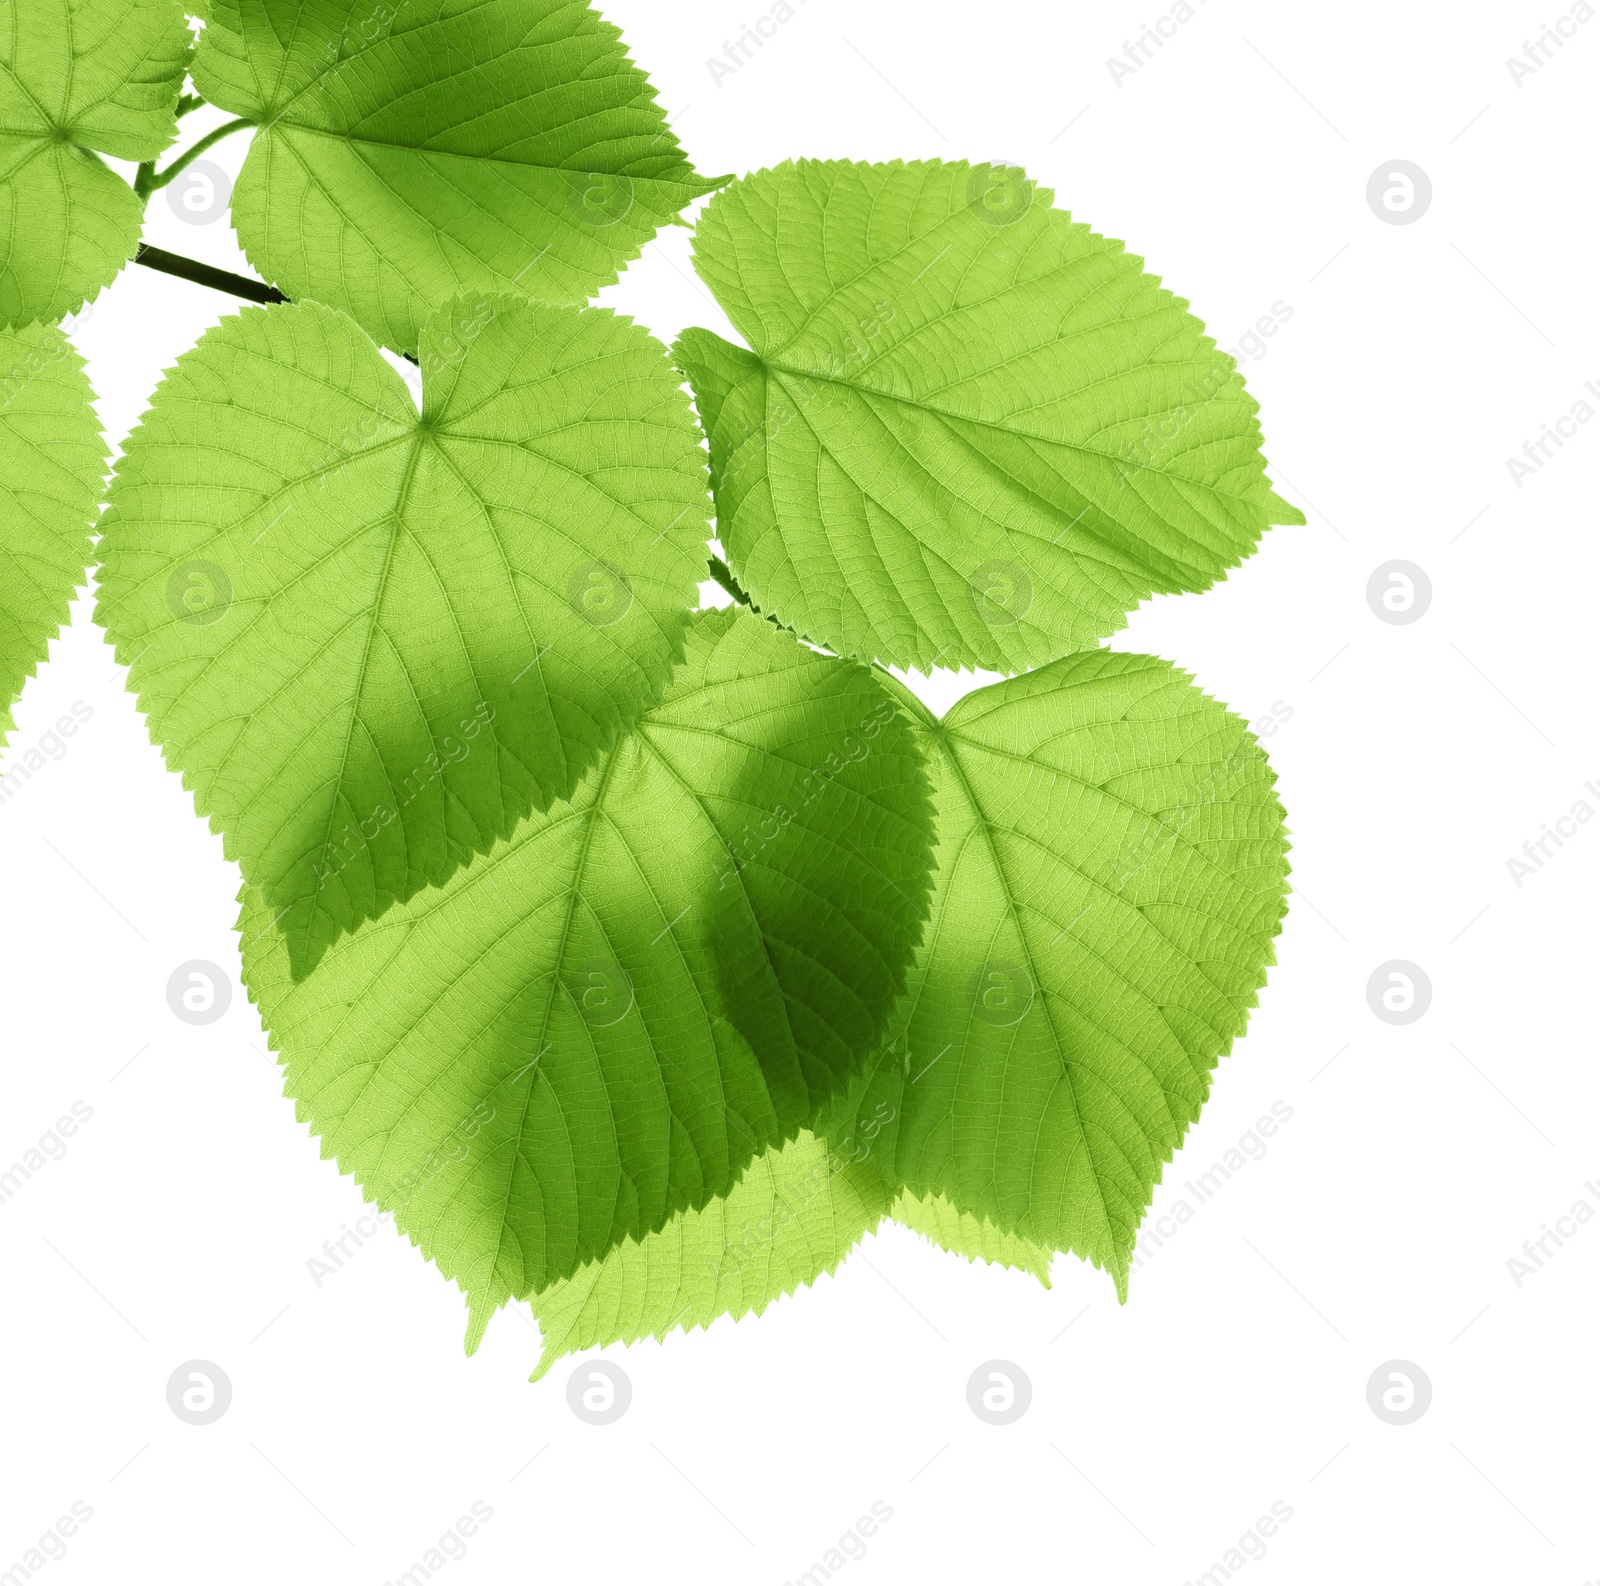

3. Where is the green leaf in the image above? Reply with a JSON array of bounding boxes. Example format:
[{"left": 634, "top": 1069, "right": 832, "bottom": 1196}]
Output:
[
  {"left": 97, "top": 296, "right": 711, "bottom": 975},
  {"left": 823, "top": 651, "right": 1289, "bottom": 1295},
  {"left": 525, "top": 1128, "right": 891, "bottom": 1380},
  {"left": 1, "top": 325, "right": 107, "bottom": 747},
  {"left": 524, "top": 1105, "right": 1056, "bottom": 1377},
  {"left": 889, "top": 1191, "right": 1053, "bottom": 1286},
  {"left": 194, "top": 0, "right": 725, "bottom": 352},
  {"left": 239, "top": 610, "right": 936, "bottom": 1310},
  {"left": 0, "top": 0, "right": 190, "bottom": 327},
  {"left": 676, "top": 159, "right": 1302, "bottom": 673}
]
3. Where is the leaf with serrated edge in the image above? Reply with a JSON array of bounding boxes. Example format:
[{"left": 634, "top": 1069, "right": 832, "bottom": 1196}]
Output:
[
  {"left": 97, "top": 297, "right": 710, "bottom": 975},
  {"left": 0, "top": 0, "right": 190, "bottom": 327},
  {"left": 676, "top": 159, "right": 1302, "bottom": 673},
  {"left": 521, "top": 1127, "right": 1053, "bottom": 1377},
  {"left": 525, "top": 1128, "right": 890, "bottom": 1379},
  {"left": 240, "top": 610, "right": 936, "bottom": 1312},
  {"left": 194, "top": 0, "right": 725, "bottom": 352},
  {"left": 822, "top": 651, "right": 1289, "bottom": 1296},
  {"left": 0, "top": 325, "right": 107, "bottom": 747},
  {"left": 889, "top": 1190, "right": 1053, "bottom": 1286}
]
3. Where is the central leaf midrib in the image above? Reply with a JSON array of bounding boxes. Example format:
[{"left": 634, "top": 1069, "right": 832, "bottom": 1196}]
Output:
[
  {"left": 485, "top": 746, "right": 623, "bottom": 1296},
  {"left": 931, "top": 726, "right": 1120, "bottom": 1257},
  {"left": 763, "top": 355, "right": 1251, "bottom": 499},
  {"left": 276, "top": 120, "right": 694, "bottom": 192},
  {"left": 302, "top": 431, "right": 430, "bottom": 940},
  {"left": 635, "top": 722, "right": 805, "bottom": 1077}
]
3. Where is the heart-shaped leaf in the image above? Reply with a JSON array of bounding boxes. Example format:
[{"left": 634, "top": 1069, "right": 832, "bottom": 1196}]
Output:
[
  {"left": 823, "top": 650, "right": 1290, "bottom": 1293},
  {"left": 677, "top": 159, "right": 1302, "bottom": 672},
  {"left": 0, "top": 0, "right": 190, "bottom": 327},
  {"left": 98, "top": 296, "right": 710, "bottom": 974},
  {"left": 195, "top": 0, "right": 725, "bottom": 351},
  {"left": 240, "top": 611, "right": 937, "bottom": 1311}
]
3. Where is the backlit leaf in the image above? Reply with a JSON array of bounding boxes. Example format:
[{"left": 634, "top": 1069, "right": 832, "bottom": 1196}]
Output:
[
  {"left": 677, "top": 159, "right": 1301, "bottom": 673},
  {"left": 194, "top": 0, "right": 724, "bottom": 351},
  {"left": 823, "top": 651, "right": 1289, "bottom": 1293},
  {"left": 97, "top": 296, "right": 710, "bottom": 973},
  {"left": 0, "top": 0, "right": 189, "bottom": 327},
  {"left": 240, "top": 611, "right": 936, "bottom": 1310},
  {"left": 0, "top": 325, "right": 107, "bottom": 747},
  {"left": 889, "top": 1190, "right": 1053, "bottom": 1285},
  {"left": 526, "top": 1128, "right": 890, "bottom": 1379}
]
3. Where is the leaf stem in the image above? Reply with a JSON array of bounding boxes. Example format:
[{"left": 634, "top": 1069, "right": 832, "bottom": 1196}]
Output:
[
  {"left": 133, "top": 245, "right": 288, "bottom": 306},
  {"left": 135, "top": 117, "right": 254, "bottom": 197}
]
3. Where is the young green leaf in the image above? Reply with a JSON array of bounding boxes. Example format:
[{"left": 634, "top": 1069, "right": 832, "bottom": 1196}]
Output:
[
  {"left": 1, "top": 326, "right": 108, "bottom": 747},
  {"left": 0, "top": 0, "right": 190, "bottom": 327},
  {"left": 823, "top": 651, "right": 1289, "bottom": 1294},
  {"left": 525, "top": 1128, "right": 891, "bottom": 1380},
  {"left": 240, "top": 610, "right": 936, "bottom": 1312},
  {"left": 97, "top": 296, "right": 710, "bottom": 975},
  {"left": 193, "top": 0, "right": 725, "bottom": 352},
  {"left": 889, "top": 1191, "right": 1053, "bottom": 1286},
  {"left": 523, "top": 1125, "right": 1052, "bottom": 1378},
  {"left": 676, "top": 159, "right": 1302, "bottom": 673}
]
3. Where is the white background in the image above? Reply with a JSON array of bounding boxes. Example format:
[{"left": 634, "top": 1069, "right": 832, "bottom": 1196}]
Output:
[{"left": 3, "top": 1, "right": 1598, "bottom": 1582}]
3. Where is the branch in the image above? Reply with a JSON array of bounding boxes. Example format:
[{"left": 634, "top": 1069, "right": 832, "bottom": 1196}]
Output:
[
  {"left": 132, "top": 248, "right": 427, "bottom": 369},
  {"left": 133, "top": 246, "right": 289, "bottom": 306}
]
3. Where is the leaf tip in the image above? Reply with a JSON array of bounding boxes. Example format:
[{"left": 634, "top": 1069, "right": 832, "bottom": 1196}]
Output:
[
  {"left": 1268, "top": 490, "right": 1307, "bottom": 527},
  {"left": 463, "top": 1294, "right": 495, "bottom": 1357}
]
